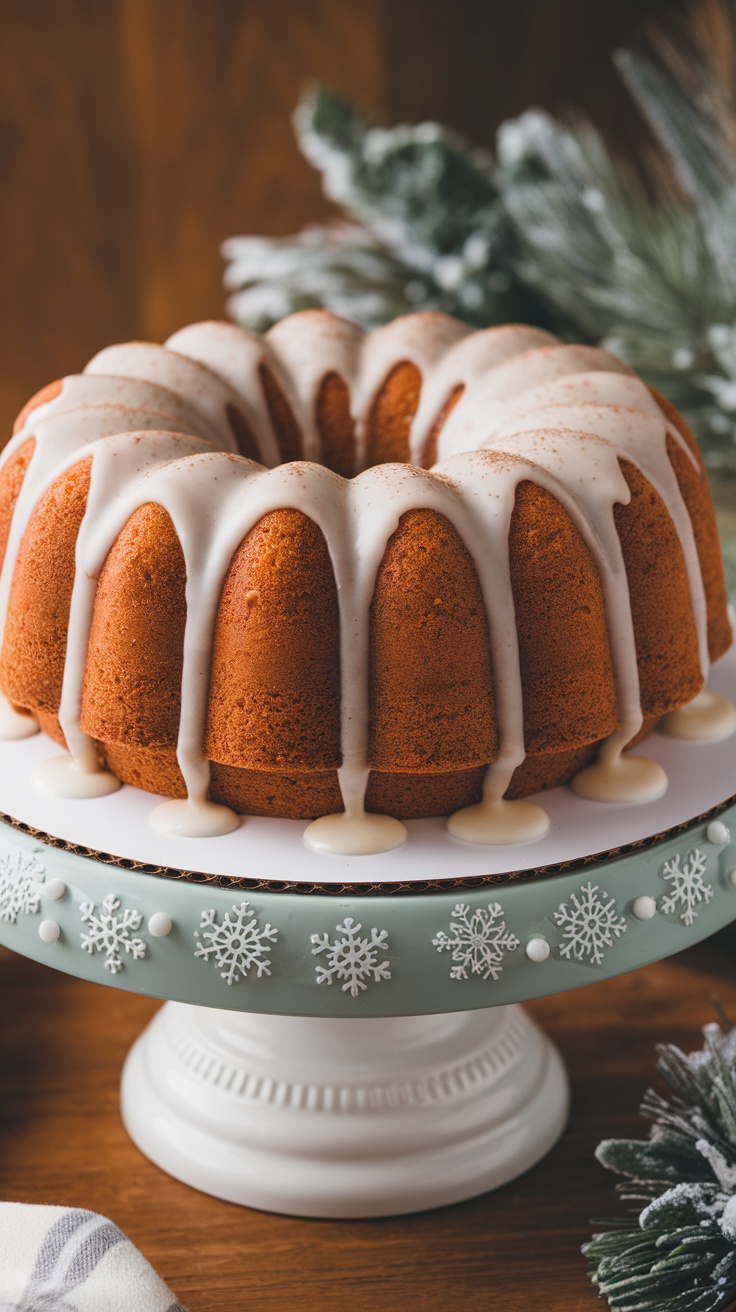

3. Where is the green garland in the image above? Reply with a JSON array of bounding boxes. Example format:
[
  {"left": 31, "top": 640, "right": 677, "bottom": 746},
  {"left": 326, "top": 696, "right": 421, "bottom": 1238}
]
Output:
[
  {"left": 222, "top": 1, "right": 736, "bottom": 469},
  {"left": 586, "top": 1022, "right": 736, "bottom": 1312}
]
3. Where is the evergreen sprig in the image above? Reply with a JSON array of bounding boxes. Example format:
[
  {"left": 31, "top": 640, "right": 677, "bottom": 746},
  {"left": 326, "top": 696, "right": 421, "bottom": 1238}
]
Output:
[
  {"left": 224, "top": 85, "right": 539, "bottom": 331},
  {"left": 223, "top": 0, "right": 736, "bottom": 469},
  {"left": 585, "top": 1022, "right": 736, "bottom": 1312},
  {"left": 495, "top": 107, "right": 736, "bottom": 468}
]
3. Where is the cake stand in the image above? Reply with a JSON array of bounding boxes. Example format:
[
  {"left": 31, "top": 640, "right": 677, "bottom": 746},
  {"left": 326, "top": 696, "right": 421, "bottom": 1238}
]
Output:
[{"left": 1, "top": 651, "right": 736, "bottom": 1218}]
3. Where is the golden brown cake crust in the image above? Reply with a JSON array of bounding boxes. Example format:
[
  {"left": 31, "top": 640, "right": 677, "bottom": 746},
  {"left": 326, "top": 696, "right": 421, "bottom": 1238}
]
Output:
[
  {"left": 225, "top": 402, "right": 260, "bottom": 462},
  {"left": 259, "top": 364, "right": 302, "bottom": 462},
  {"left": 80, "top": 503, "right": 187, "bottom": 749},
  {"left": 12, "top": 380, "right": 62, "bottom": 435},
  {"left": 365, "top": 362, "right": 422, "bottom": 467},
  {"left": 422, "top": 385, "right": 463, "bottom": 468},
  {"left": 509, "top": 480, "right": 618, "bottom": 753},
  {"left": 1, "top": 457, "right": 92, "bottom": 717},
  {"left": 316, "top": 372, "right": 356, "bottom": 480},
  {"left": 369, "top": 508, "right": 497, "bottom": 771},
  {"left": 615, "top": 460, "right": 703, "bottom": 716},
  {"left": 205, "top": 509, "right": 341, "bottom": 772},
  {"left": 0, "top": 437, "right": 35, "bottom": 574}
]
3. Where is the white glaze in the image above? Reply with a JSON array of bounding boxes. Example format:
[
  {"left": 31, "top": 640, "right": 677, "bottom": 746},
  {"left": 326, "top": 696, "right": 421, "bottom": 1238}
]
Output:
[
  {"left": 0, "top": 407, "right": 209, "bottom": 658},
  {"left": 31, "top": 754, "right": 121, "bottom": 799},
  {"left": 658, "top": 689, "right": 736, "bottom": 741},
  {"left": 265, "top": 310, "right": 469, "bottom": 471},
  {"left": 408, "top": 323, "right": 557, "bottom": 464},
  {"left": 18, "top": 372, "right": 213, "bottom": 442},
  {"left": 84, "top": 343, "right": 245, "bottom": 454},
  {"left": 149, "top": 797, "right": 240, "bottom": 839},
  {"left": 165, "top": 321, "right": 283, "bottom": 467},
  {"left": 303, "top": 810, "right": 407, "bottom": 857},
  {"left": 571, "top": 752, "right": 667, "bottom": 805},
  {"left": 0, "top": 310, "right": 729, "bottom": 855},
  {"left": 0, "top": 692, "right": 39, "bottom": 739},
  {"left": 434, "top": 345, "right": 633, "bottom": 462},
  {"left": 447, "top": 797, "right": 550, "bottom": 846},
  {"left": 487, "top": 404, "right": 709, "bottom": 679}
]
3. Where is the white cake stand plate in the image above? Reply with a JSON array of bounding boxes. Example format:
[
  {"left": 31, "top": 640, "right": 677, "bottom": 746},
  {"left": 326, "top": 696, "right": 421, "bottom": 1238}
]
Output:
[{"left": 121, "top": 1003, "right": 567, "bottom": 1217}]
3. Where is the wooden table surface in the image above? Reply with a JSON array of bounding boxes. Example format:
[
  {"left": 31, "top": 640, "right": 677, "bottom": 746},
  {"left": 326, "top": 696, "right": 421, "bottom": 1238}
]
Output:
[{"left": 2, "top": 927, "right": 735, "bottom": 1311}]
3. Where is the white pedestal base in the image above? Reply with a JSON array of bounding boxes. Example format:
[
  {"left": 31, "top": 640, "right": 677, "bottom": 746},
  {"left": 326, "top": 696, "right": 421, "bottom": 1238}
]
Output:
[{"left": 120, "top": 1002, "right": 569, "bottom": 1218}]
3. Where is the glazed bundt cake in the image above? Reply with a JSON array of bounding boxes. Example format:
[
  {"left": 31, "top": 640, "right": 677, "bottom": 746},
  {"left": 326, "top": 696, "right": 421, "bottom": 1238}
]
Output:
[{"left": 0, "top": 310, "right": 732, "bottom": 855}]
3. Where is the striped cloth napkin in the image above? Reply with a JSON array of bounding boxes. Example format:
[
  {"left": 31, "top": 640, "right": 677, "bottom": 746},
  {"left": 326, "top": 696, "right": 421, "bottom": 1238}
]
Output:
[{"left": 0, "top": 1204, "right": 188, "bottom": 1311}]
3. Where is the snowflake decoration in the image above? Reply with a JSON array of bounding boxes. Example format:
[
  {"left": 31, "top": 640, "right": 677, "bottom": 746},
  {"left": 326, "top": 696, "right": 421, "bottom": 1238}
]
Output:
[
  {"left": 660, "top": 847, "right": 714, "bottom": 927},
  {"left": 432, "top": 901, "right": 520, "bottom": 982},
  {"left": 553, "top": 881, "right": 627, "bottom": 965},
  {"left": 79, "top": 893, "right": 146, "bottom": 975},
  {"left": 311, "top": 917, "right": 391, "bottom": 998},
  {"left": 194, "top": 901, "right": 278, "bottom": 986},
  {"left": 0, "top": 848, "right": 45, "bottom": 923}
]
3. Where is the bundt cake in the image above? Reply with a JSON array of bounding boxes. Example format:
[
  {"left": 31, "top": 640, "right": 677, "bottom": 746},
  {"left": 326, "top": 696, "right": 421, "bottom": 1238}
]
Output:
[{"left": 0, "top": 309, "right": 732, "bottom": 856}]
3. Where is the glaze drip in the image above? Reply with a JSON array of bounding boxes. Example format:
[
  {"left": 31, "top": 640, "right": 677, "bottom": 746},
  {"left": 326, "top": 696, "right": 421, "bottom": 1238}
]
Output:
[
  {"left": 0, "top": 692, "right": 39, "bottom": 740},
  {"left": 447, "top": 797, "right": 550, "bottom": 846},
  {"left": 31, "top": 753, "right": 121, "bottom": 799},
  {"left": 659, "top": 689, "right": 736, "bottom": 742},
  {"left": 149, "top": 797, "right": 240, "bottom": 839}
]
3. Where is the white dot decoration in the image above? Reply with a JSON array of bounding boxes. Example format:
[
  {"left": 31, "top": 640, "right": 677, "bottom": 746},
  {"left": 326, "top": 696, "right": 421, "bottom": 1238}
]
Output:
[
  {"left": 43, "top": 878, "right": 66, "bottom": 902},
  {"left": 38, "top": 919, "right": 60, "bottom": 944},
  {"left": 525, "top": 936, "right": 550, "bottom": 963},
  {"left": 707, "top": 820, "right": 731, "bottom": 847},
  {"left": 728, "top": 869, "right": 736, "bottom": 889},
  {"left": 147, "top": 912, "right": 173, "bottom": 938},
  {"left": 632, "top": 895, "right": 657, "bottom": 921}
]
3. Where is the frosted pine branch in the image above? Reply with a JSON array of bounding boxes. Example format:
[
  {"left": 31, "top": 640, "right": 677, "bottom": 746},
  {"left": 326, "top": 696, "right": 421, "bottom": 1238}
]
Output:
[
  {"left": 585, "top": 1023, "right": 736, "bottom": 1311},
  {"left": 223, "top": 2, "right": 736, "bottom": 468}
]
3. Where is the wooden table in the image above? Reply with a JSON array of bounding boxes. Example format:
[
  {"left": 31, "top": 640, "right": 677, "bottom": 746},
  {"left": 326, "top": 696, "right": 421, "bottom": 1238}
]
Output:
[{"left": 2, "top": 927, "right": 735, "bottom": 1311}]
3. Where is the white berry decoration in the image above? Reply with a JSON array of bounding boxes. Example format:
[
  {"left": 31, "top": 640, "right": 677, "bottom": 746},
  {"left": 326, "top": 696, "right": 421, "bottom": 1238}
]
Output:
[
  {"left": 707, "top": 820, "right": 731, "bottom": 846},
  {"left": 43, "top": 878, "right": 66, "bottom": 902},
  {"left": 632, "top": 895, "right": 657, "bottom": 921},
  {"left": 147, "top": 912, "right": 173, "bottom": 938},
  {"left": 525, "top": 936, "right": 551, "bottom": 963},
  {"left": 433, "top": 902, "right": 519, "bottom": 982},
  {"left": 659, "top": 847, "right": 714, "bottom": 927},
  {"left": 79, "top": 893, "right": 146, "bottom": 974},
  {"left": 194, "top": 902, "right": 277, "bottom": 986},
  {"left": 0, "top": 848, "right": 45, "bottom": 923},
  {"left": 38, "top": 919, "right": 61, "bottom": 944},
  {"left": 311, "top": 918, "right": 391, "bottom": 998},
  {"left": 553, "top": 882, "right": 627, "bottom": 965}
]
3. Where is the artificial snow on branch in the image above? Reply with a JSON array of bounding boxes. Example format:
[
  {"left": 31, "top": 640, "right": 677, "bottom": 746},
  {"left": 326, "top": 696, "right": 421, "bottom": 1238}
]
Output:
[{"left": 585, "top": 1021, "right": 736, "bottom": 1312}]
